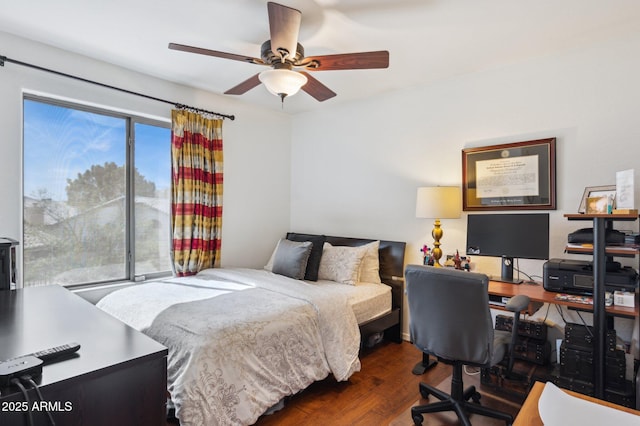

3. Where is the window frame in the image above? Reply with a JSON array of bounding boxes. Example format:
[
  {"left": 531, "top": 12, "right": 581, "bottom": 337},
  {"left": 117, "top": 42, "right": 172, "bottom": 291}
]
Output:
[{"left": 22, "top": 94, "right": 172, "bottom": 288}]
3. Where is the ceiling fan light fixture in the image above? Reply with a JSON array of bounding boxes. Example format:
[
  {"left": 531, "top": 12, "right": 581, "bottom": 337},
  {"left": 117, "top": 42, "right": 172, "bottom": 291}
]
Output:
[
  {"left": 170, "top": 3, "right": 388, "bottom": 103},
  {"left": 259, "top": 69, "right": 308, "bottom": 99}
]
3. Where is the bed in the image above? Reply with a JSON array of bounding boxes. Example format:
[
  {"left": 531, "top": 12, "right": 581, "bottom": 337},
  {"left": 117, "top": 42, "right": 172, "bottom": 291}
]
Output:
[{"left": 96, "top": 233, "right": 406, "bottom": 426}]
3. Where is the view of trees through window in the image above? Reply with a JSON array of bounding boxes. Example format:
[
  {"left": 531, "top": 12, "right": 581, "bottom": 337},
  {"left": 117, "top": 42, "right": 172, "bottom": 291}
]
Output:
[{"left": 23, "top": 97, "right": 171, "bottom": 286}]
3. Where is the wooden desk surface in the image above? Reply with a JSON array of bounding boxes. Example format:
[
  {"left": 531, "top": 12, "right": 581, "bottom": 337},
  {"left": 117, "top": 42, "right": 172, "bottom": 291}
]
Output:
[
  {"left": 488, "top": 280, "right": 639, "bottom": 318},
  {"left": 0, "top": 285, "right": 168, "bottom": 425},
  {"left": 514, "top": 381, "right": 640, "bottom": 425},
  {"left": 0, "top": 285, "right": 167, "bottom": 386}
]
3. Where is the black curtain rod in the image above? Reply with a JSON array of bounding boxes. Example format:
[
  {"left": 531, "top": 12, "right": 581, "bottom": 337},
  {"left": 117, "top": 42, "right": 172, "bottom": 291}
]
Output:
[{"left": 0, "top": 54, "right": 235, "bottom": 121}]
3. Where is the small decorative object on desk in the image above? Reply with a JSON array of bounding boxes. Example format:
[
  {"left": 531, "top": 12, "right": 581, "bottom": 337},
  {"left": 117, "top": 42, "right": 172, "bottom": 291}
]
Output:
[
  {"left": 444, "top": 255, "right": 455, "bottom": 267},
  {"left": 444, "top": 251, "right": 471, "bottom": 271},
  {"left": 420, "top": 244, "right": 434, "bottom": 266},
  {"left": 453, "top": 250, "right": 462, "bottom": 270}
]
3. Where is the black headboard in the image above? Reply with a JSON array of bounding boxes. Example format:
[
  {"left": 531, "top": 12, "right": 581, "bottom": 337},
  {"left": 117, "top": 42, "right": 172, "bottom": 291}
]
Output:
[{"left": 285, "top": 233, "right": 406, "bottom": 281}]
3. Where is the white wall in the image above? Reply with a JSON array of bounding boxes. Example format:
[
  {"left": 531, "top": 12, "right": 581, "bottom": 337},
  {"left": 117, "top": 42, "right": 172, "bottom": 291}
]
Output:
[
  {"left": 291, "top": 30, "right": 640, "bottom": 343},
  {"left": 0, "top": 31, "right": 292, "bottom": 274}
]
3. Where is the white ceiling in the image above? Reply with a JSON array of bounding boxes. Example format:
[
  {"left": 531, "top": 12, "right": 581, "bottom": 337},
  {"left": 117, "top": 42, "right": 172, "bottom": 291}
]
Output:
[{"left": 2, "top": 0, "right": 640, "bottom": 114}]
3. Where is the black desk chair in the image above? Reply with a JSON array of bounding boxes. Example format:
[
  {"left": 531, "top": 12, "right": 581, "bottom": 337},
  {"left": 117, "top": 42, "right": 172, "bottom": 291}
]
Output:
[{"left": 405, "top": 265, "right": 530, "bottom": 426}]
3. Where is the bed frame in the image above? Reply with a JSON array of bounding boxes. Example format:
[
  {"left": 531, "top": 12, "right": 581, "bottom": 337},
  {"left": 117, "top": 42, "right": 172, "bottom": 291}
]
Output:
[{"left": 286, "top": 233, "right": 407, "bottom": 344}]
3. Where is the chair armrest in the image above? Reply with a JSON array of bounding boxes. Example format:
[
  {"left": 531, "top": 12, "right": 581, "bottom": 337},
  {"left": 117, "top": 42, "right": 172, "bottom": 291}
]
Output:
[{"left": 505, "top": 294, "right": 530, "bottom": 312}]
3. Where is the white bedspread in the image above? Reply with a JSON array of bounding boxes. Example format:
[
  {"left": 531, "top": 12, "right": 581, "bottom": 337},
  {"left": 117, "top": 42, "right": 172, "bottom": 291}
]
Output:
[{"left": 97, "top": 268, "right": 361, "bottom": 426}]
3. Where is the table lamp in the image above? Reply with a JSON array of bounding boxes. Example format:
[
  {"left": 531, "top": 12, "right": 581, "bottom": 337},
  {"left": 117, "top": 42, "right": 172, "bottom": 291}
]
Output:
[{"left": 415, "top": 186, "right": 462, "bottom": 267}]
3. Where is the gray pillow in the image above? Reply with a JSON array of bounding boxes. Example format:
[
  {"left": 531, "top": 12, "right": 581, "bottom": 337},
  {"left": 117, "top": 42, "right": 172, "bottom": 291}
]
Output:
[
  {"left": 286, "top": 233, "right": 325, "bottom": 281},
  {"left": 272, "top": 239, "right": 313, "bottom": 280}
]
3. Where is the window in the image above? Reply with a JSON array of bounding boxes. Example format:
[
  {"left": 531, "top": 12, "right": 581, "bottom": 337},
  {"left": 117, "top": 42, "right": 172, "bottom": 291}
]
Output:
[{"left": 23, "top": 96, "right": 171, "bottom": 287}]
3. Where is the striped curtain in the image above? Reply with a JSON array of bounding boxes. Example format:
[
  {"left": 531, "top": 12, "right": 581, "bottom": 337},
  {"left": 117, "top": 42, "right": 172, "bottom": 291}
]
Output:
[{"left": 170, "top": 109, "right": 223, "bottom": 276}]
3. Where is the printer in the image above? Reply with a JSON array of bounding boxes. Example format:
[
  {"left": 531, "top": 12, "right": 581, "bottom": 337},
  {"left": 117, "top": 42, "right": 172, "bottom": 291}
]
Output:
[{"left": 543, "top": 258, "right": 638, "bottom": 295}]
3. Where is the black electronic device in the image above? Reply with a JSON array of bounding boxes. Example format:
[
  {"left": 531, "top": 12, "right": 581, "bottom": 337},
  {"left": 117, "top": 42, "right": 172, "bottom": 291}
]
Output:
[
  {"left": 560, "top": 343, "right": 626, "bottom": 388},
  {"left": 0, "top": 355, "right": 43, "bottom": 387},
  {"left": 513, "top": 337, "right": 551, "bottom": 365},
  {"left": 568, "top": 228, "right": 626, "bottom": 245},
  {"left": 541, "top": 368, "right": 636, "bottom": 408},
  {"left": 494, "top": 315, "right": 550, "bottom": 365},
  {"left": 564, "top": 323, "right": 616, "bottom": 353},
  {"left": 6, "top": 342, "right": 81, "bottom": 364},
  {"left": 466, "top": 213, "right": 549, "bottom": 284},
  {"left": 32, "top": 342, "right": 81, "bottom": 363},
  {"left": 543, "top": 258, "right": 638, "bottom": 295},
  {"left": 495, "top": 314, "right": 548, "bottom": 340},
  {"left": 480, "top": 361, "right": 537, "bottom": 399},
  {"left": 0, "top": 237, "right": 18, "bottom": 290},
  {"left": 488, "top": 294, "right": 511, "bottom": 307}
]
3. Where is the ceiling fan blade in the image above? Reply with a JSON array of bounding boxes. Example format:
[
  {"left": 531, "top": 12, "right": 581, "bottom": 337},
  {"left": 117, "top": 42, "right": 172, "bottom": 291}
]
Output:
[
  {"left": 224, "top": 74, "right": 262, "bottom": 95},
  {"left": 267, "top": 2, "right": 301, "bottom": 60},
  {"left": 302, "top": 51, "right": 389, "bottom": 71},
  {"left": 169, "top": 42, "right": 264, "bottom": 65},
  {"left": 299, "top": 72, "right": 336, "bottom": 102}
]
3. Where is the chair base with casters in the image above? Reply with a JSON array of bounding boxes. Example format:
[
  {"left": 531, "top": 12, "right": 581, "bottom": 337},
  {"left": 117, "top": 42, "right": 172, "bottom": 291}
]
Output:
[{"left": 411, "top": 360, "right": 513, "bottom": 426}]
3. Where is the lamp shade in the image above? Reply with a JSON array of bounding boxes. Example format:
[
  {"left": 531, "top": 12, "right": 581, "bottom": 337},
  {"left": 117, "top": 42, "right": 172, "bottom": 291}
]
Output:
[
  {"left": 416, "top": 186, "right": 462, "bottom": 219},
  {"left": 259, "top": 69, "right": 308, "bottom": 98}
]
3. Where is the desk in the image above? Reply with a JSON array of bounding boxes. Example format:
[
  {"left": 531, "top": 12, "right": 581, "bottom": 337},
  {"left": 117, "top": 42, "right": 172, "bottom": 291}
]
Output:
[
  {"left": 488, "top": 280, "right": 639, "bottom": 319},
  {"left": 0, "top": 285, "right": 168, "bottom": 425},
  {"left": 490, "top": 281, "right": 639, "bottom": 409},
  {"left": 514, "top": 381, "right": 640, "bottom": 425}
]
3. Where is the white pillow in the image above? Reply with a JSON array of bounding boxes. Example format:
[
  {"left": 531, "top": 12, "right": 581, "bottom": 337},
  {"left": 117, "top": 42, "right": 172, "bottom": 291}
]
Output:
[
  {"left": 358, "top": 240, "right": 382, "bottom": 284},
  {"left": 264, "top": 241, "right": 278, "bottom": 271},
  {"left": 318, "top": 242, "right": 368, "bottom": 285}
]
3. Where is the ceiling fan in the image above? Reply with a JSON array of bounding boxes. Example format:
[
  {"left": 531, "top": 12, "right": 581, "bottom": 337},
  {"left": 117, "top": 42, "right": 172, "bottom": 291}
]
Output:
[{"left": 169, "top": 2, "right": 389, "bottom": 104}]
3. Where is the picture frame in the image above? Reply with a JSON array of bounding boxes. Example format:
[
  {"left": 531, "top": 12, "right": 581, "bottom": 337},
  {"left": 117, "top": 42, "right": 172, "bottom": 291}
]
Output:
[
  {"left": 462, "top": 138, "right": 556, "bottom": 211},
  {"left": 586, "top": 196, "right": 610, "bottom": 214},
  {"left": 578, "top": 185, "right": 616, "bottom": 214}
]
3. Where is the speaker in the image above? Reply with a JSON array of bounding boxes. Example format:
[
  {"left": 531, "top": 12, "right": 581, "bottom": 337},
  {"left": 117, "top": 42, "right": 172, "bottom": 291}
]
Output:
[
  {"left": 0, "top": 238, "right": 18, "bottom": 290},
  {"left": 501, "top": 255, "right": 514, "bottom": 281}
]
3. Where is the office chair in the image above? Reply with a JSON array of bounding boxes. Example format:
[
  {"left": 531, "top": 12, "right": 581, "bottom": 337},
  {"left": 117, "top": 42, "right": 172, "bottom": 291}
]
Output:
[{"left": 405, "top": 265, "right": 530, "bottom": 426}]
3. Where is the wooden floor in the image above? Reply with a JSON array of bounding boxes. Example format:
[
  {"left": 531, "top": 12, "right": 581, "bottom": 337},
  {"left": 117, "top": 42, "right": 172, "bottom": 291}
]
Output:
[
  {"left": 255, "top": 341, "right": 449, "bottom": 426},
  {"left": 168, "top": 340, "right": 524, "bottom": 425}
]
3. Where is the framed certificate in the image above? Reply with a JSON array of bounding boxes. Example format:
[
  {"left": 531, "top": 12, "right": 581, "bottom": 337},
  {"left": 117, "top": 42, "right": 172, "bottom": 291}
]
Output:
[{"left": 462, "top": 138, "right": 556, "bottom": 211}]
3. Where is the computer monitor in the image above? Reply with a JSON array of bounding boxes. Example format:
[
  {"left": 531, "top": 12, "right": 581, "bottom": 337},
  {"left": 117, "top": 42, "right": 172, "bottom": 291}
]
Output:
[{"left": 466, "top": 213, "right": 550, "bottom": 284}]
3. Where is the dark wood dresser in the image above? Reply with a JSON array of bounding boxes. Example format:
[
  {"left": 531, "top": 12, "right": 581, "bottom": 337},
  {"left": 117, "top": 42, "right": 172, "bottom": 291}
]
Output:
[{"left": 0, "top": 285, "right": 167, "bottom": 425}]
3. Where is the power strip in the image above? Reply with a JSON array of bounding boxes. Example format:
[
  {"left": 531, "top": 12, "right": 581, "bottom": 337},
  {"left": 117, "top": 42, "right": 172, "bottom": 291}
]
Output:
[{"left": 0, "top": 355, "right": 43, "bottom": 387}]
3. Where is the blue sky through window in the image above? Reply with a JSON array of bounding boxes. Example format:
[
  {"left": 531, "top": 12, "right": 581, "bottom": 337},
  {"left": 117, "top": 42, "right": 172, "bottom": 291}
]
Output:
[
  {"left": 24, "top": 100, "right": 170, "bottom": 201},
  {"left": 135, "top": 122, "right": 171, "bottom": 193}
]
